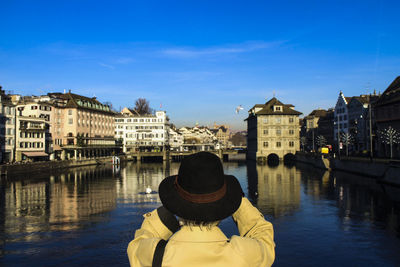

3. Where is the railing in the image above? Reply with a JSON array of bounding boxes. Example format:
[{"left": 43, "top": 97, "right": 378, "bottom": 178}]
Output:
[{"left": 19, "top": 125, "right": 45, "bottom": 130}]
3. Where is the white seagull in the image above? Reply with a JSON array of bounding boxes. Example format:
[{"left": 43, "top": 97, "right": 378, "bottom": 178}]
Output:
[
  {"left": 235, "top": 105, "right": 244, "bottom": 114},
  {"left": 145, "top": 186, "right": 152, "bottom": 194}
]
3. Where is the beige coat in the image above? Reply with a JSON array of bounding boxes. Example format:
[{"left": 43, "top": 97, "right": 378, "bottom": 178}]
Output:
[{"left": 127, "top": 198, "right": 275, "bottom": 267}]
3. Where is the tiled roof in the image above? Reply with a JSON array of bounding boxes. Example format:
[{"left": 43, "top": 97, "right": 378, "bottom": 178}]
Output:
[
  {"left": 375, "top": 76, "right": 400, "bottom": 106},
  {"left": 48, "top": 92, "right": 113, "bottom": 113},
  {"left": 306, "top": 109, "right": 327, "bottom": 118},
  {"left": 249, "top": 97, "right": 302, "bottom": 116}
]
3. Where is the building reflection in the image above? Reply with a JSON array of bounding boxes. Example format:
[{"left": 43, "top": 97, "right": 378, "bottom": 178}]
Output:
[
  {"left": 297, "top": 162, "right": 333, "bottom": 200},
  {"left": 331, "top": 171, "right": 400, "bottom": 234},
  {"left": 116, "top": 162, "right": 180, "bottom": 204},
  {"left": 49, "top": 166, "right": 117, "bottom": 231},
  {"left": 247, "top": 162, "right": 301, "bottom": 217},
  {"left": 296, "top": 163, "right": 400, "bottom": 235},
  {"left": 2, "top": 165, "right": 118, "bottom": 241}
]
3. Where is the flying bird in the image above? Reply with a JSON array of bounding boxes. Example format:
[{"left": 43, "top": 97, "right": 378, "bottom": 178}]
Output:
[{"left": 235, "top": 105, "right": 244, "bottom": 114}]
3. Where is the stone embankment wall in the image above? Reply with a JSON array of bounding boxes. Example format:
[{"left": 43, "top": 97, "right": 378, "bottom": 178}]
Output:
[
  {"left": 295, "top": 152, "right": 400, "bottom": 187},
  {"left": 0, "top": 156, "right": 125, "bottom": 176},
  {"left": 295, "top": 152, "right": 331, "bottom": 170}
]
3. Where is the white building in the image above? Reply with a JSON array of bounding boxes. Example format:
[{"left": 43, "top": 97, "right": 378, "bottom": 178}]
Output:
[
  {"left": 15, "top": 101, "right": 53, "bottom": 160},
  {"left": 178, "top": 126, "right": 218, "bottom": 151},
  {"left": 0, "top": 88, "right": 16, "bottom": 163},
  {"left": 169, "top": 128, "right": 184, "bottom": 151},
  {"left": 115, "top": 108, "right": 169, "bottom": 153},
  {"left": 334, "top": 91, "right": 350, "bottom": 144}
]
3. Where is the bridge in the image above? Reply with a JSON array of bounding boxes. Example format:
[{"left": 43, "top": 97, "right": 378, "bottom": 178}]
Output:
[{"left": 126, "top": 149, "right": 246, "bottom": 161}]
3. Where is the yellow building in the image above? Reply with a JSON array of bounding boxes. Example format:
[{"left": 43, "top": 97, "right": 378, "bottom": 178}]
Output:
[
  {"left": 210, "top": 124, "right": 231, "bottom": 148},
  {"left": 246, "top": 97, "right": 302, "bottom": 161},
  {"left": 48, "top": 91, "right": 117, "bottom": 159},
  {"left": 15, "top": 116, "right": 50, "bottom": 161}
]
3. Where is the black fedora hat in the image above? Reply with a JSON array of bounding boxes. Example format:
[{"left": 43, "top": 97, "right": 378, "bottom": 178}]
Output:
[{"left": 159, "top": 152, "right": 243, "bottom": 222}]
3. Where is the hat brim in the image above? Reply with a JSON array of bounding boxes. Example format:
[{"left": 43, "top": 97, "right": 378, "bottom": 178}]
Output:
[{"left": 159, "top": 174, "right": 243, "bottom": 222}]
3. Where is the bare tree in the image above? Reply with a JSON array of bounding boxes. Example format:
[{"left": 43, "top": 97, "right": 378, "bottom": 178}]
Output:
[
  {"left": 378, "top": 126, "right": 400, "bottom": 159},
  {"left": 300, "top": 136, "right": 307, "bottom": 152},
  {"left": 134, "top": 98, "right": 153, "bottom": 115},
  {"left": 340, "top": 132, "right": 354, "bottom": 156},
  {"left": 316, "top": 135, "right": 327, "bottom": 148}
]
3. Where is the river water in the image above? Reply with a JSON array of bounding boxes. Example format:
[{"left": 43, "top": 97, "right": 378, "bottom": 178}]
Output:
[{"left": 1, "top": 161, "right": 400, "bottom": 266}]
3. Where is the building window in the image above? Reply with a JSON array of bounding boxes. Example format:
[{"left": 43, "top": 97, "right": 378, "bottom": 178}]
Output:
[
  {"left": 263, "top": 129, "right": 268, "bottom": 135},
  {"left": 68, "top": 110, "right": 73, "bottom": 115},
  {"left": 276, "top": 118, "right": 281, "bottom": 123},
  {"left": 289, "top": 129, "right": 294, "bottom": 135},
  {"left": 289, "top": 117, "right": 294, "bottom": 123},
  {"left": 263, "top": 118, "right": 268, "bottom": 123},
  {"left": 276, "top": 142, "right": 281, "bottom": 148},
  {"left": 263, "top": 141, "right": 268, "bottom": 147},
  {"left": 69, "top": 118, "right": 73, "bottom": 124},
  {"left": 289, "top": 141, "right": 294, "bottom": 147},
  {"left": 276, "top": 129, "right": 281, "bottom": 135}
]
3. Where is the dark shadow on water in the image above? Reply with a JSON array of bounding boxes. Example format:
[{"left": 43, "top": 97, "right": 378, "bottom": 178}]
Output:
[
  {"left": 246, "top": 161, "right": 258, "bottom": 204},
  {"left": 283, "top": 153, "right": 296, "bottom": 167}
]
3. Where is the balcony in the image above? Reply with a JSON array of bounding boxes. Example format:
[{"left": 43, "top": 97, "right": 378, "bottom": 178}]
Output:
[{"left": 19, "top": 124, "right": 46, "bottom": 130}]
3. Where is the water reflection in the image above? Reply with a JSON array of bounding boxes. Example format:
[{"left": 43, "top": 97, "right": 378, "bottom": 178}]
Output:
[
  {"left": 2, "top": 166, "right": 119, "bottom": 241},
  {"left": 296, "top": 162, "right": 400, "bottom": 235},
  {"left": 247, "top": 162, "right": 301, "bottom": 217},
  {"left": 330, "top": 170, "right": 400, "bottom": 237},
  {"left": 1, "top": 161, "right": 400, "bottom": 266},
  {"left": 116, "top": 162, "right": 180, "bottom": 204}
]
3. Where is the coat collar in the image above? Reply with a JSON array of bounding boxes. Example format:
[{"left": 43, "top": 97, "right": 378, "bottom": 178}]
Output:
[{"left": 170, "top": 226, "right": 229, "bottom": 243}]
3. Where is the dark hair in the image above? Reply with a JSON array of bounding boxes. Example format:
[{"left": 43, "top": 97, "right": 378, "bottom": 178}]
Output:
[{"left": 178, "top": 218, "right": 220, "bottom": 230}]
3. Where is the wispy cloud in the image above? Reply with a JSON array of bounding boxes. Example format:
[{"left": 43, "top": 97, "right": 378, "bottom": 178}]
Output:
[
  {"left": 98, "top": 62, "right": 115, "bottom": 70},
  {"left": 160, "top": 41, "right": 285, "bottom": 58}
]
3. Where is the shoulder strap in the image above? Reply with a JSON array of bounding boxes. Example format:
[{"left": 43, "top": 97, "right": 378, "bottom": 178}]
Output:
[{"left": 152, "top": 239, "right": 168, "bottom": 267}]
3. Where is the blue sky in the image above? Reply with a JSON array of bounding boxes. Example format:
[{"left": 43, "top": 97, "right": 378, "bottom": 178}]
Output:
[{"left": 1, "top": 0, "right": 399, "bottom": 130}]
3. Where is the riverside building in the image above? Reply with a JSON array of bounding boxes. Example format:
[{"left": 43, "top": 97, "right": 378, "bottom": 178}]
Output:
[
  {"left": 178, "top": 126, "right": 218, "bottom": 151},
  {"left": 47, "top": 91, "right": 117, "bottom": 160},
  {"left": 374, "top": 76, "right": 400, "bottom": 158},
  {"left": 14, "top": 100, "right": 53, "bottom": 161},
  {"left": 210, "top": 123, "right": 231, "bottom": 148},
  {"left": 0, "top": 87, "right": 16, "bottom": 163},
  {"left": 115, "top": 108, "right": 169, "bottom": 153},
  {"left": 15, "top": 116, "right": 50, "bottom": 161},
  {"left": 303, "top": 109, "right": 328, "bottom": 151},
  {"left": 246, "top": 97, "right": 302, "bottom": 161},
  {"left": 333, "top": 91, "right": 351, "bottom": 147}
]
